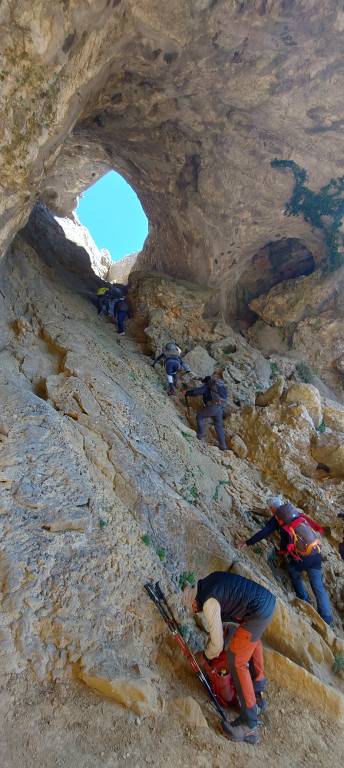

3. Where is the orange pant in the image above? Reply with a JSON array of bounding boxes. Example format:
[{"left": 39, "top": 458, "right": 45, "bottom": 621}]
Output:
[{"left": 228, "top": 626, "right": 265, "bottom": 711}]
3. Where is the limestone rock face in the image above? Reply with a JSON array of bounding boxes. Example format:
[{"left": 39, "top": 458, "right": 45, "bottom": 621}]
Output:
[
  {"left": 255, "top": 377, "right": 285, "bottom": 407},
  {"left": 108, "top": 253, "right": 139, "bottom": 284},
  {"left": 285, "top": 383, "right": 323, "bottom": 428},
  {"left": 3, "top": 2, "right": 344, "bottom": 315},
  {"left": 80, "top": 669, "right": 160, "bottom": 716},
  {"left": 168, "top": 696, "right": 208, "bottom": 729},
  {"left": 250, "top": 268, "right": 343, "bottom": 327},
  {"left": 311, "top": 431, "right": 344, "bottom": 478},
  {"left": 1, "top": 233, "right": 344, "bottom": 761},
  {"left": 182, "top": 346, "right": 216, "bottom": 379},
  {"left": 249, "top": 267, "right": 344, "bottom": 399}
]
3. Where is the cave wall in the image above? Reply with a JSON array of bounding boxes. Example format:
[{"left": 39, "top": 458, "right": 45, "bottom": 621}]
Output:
[{"left": 2, "top": 1, "right": 344, "bottom": 312}]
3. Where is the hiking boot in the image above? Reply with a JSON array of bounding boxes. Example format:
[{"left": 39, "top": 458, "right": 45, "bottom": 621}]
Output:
[
  {"left": 118, "top": 331, "right": 125, "bottom": 336},
  {"left": 221, "top": 716, "right": 259, "bottom": 745},
  {"left": 256, "top": 693, "right": 268, "bottom": 714}
]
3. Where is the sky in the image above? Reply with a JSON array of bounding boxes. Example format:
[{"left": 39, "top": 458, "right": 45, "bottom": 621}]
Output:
[{"left": 76, "top": 170, "right": 148, "bottom": 261}]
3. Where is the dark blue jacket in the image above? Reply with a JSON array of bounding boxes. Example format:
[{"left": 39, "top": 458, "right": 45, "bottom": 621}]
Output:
[
  {"left": 246, "top": 516, "right": 322, "bottom": 569},
  {"left": 186, "top": 379, "right": 227, "bottom": 406},
  {"left": 196, "top": 571, "right": 275, "bottom": 621}
]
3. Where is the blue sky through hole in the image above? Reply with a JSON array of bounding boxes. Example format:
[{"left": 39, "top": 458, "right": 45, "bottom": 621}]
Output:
[{"left": 76, "top": 170, "right": 148, "bottom": 261}]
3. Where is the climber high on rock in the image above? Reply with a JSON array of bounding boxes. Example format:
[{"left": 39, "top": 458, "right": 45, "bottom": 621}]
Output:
[
  {"left": 183, "top": 571, "right": 276, "bottom": 745},
  {"left": 152, "top": 342, "right": 190, "bottom": 395},
  {"left": 239, "top": 496, "right": 333, "bottom": 626},
  {"left": 185, "top": 370, "right": 228, "bottom": 451}
]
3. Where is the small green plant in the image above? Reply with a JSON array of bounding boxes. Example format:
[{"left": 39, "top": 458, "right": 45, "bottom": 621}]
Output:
[
  {"left": 333, "top": 655, "right": 344, "bottom": 675},
  {"left": 253, "top": 544, "right": 264, "bottom": 556},
  {"left": 184, "top": 484, "right": 200, "bottom": 503},
  {"left": 156, "top": 547, "right": 166, "bottom": 561},
  {"left": 213, "top": 479, "right": 231, "bottom": 503},
  {"left": 179, "top": 571, "right": 196, "bottom": 589},
  {"left": 141, "top": 533, "right": 152, "bottom": 546},
  {"left": 179, "top": 623, "right": 192, "bottom": 640},
  {"left": 270, "top": 361, "right": 280, "bottom": 380},
  {"left": 99, "top": 518, "right": 109, "bottom": 528},
  {"left": 295, "top": 361, "right": 315, "bottom": 384},
  {"left": 316, "top": 420, "right": 326, "bottom": 433},
  {"left": 181, "top": 430, "right": 194, "bottom": 444}
]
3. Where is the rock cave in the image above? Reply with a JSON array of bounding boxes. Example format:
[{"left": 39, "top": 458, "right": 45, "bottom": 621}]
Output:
[{"left": 1, "top": 2, "right": 344, "bottom": 767}]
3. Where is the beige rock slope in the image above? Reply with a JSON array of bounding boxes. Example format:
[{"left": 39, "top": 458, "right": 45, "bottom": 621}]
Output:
[
  {"left": 249, "top": 266, "right": 344, "bottom": 399},
  {"left": 1, "top": 232, "right": 344, "bottom": 766},
  {"left": 3, "top": 1, "right": 344, "bottom": 315}
]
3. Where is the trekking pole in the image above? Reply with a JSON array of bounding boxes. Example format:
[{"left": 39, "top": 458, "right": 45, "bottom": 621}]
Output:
[{"left": 144, "top": 582, "right": 230, "bottom": 727}]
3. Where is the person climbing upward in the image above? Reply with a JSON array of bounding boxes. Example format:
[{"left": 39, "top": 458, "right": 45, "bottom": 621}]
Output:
[
  {"left": 96, "top": 286, "right": 109, "bottom": 315},
  {"left": 183, "top": 571, "right": 276, "bottom": 744},
  {"left": 152, "top": 342, "right": 190, "bottom": 395},
  {"left": 185, "top": 370, "right": 228, "bottom": 451},
  {"left": 239, "top": 496, "right": 333, "bottom": 626},
  {"left": 115, "top": 295, "right": 129, "bottom": 335}
]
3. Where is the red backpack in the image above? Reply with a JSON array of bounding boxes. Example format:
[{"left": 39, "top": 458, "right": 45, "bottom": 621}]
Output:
[{"left": 274, "top": 503, "right": 323, "bottom": 560}]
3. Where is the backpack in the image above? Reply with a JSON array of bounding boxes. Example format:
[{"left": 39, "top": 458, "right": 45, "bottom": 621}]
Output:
[
  {"left": 275, "top": 503, "right": 322, "bottom": 560},
  {"left": 210, "top": 378, "right": 227, "bottom": 406}
]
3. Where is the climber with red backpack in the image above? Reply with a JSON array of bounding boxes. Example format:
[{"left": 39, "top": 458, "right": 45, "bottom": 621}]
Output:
[
  {"left": 185, "top": 370, "right": 228, "bottom": 450},
  {"left": 182, "top": 571, "right": 276, "bottom": 744},
  {"left": 239, "top": 496, "right": 333, "bottom": 626}
]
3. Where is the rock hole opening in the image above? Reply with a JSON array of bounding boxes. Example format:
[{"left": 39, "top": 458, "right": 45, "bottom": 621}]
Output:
[{"left": 76, "top": 169, "right": 149, "bottom": 281}]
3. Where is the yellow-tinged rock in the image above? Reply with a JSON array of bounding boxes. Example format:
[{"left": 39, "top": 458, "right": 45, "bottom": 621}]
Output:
[
  {"left": 263, "top": 599, "right": 334, "bottom": 675},
  {"left": 255, "top": 377, "right": 285, "bottom": 407},
  {"left": 285, "top": 383, "right": 322, "bottom": 427},
  {"left": 80, "top": 670, "right": 160, "bottom": 716},
  {"left": 169, "top": 696, "right": 208, "bottom": 728},
  {"left": 311, "top": 431, "right": 344, "bottom": 477},
  {"left": 322, "top": 399, "right": 344, "bottom": 432},
  {"left": 264, "top": 648, "right": 344, "bottom": 722},
  {"left": 227, "top": 433, "right": 248, "bottom": 459}
]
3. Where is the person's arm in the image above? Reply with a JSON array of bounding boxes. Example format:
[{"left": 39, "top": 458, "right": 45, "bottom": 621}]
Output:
[
  {"left": 152, "top": 352, "right": 164, "bottom": 367},
  {"left": 202, "top": 598, "right": 224, "bottom": 660},
  {"left": 185, "top": 384, "right": 207, "bottom": 397},
  {"left": 245, "top": 515, "right": 279, "bottom": 546}
]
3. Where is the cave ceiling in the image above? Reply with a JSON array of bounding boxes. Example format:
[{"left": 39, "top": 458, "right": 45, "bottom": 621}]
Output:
[{"left": 1, "top": 1, "right": 344, "bottom": 310}]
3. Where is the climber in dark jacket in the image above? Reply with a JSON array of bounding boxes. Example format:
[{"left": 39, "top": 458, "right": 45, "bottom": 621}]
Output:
[
  {"left": 152, "top": 342, "right": 190, "bottom": 395},
  {"left": 183, "top": 571, "right": 276, "bottom": 744},
  {"left": 185, "top": 371, "right": 228, "bottom": 450},
  {"left": 239, "top": 496, "right": 333, "bottom": 626},
  {"left": 115, "top": 296, "right": 129, "bottom": 335}
]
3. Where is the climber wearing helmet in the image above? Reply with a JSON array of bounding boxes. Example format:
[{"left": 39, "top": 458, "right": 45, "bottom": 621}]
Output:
[
  {"left": 185, "top": 370, "right": 228, "bottom": 451},
  {"left": 239, "top": 496, "right": 333, "bottom": 626},
  {"left": 152, "top": 342, "right": 190, "bottom": 395},
  {"left": 183, "top": 571, "right": 276, "bottom": 744}
]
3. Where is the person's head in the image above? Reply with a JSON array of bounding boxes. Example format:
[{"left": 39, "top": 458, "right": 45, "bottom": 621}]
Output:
[
  {"left": 267, "top": 495, "right": 284, "bottom": 514},
  {"left": 182, "top": 584, "right": 198, "bottom": 614},
  {"left": 165, "top": 341, "right": 181, "bottom": 355}
]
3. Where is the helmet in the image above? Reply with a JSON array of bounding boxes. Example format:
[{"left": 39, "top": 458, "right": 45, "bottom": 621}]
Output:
[
  {"left": 274, "top": 502, "right": 300, "bottom": 526},
  {"left": 165, "top": 342, "right": 181, "bottom": 354}
]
